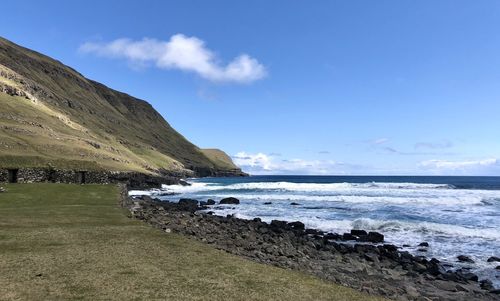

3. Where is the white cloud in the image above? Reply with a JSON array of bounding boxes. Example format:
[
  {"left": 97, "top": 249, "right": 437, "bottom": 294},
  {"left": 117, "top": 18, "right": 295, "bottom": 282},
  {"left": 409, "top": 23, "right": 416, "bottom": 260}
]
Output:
[
  {"left": 232, "top": 152, "right": 363, "bottom": 175},
  {"left": 414, "top": 140, "right": 453, "bottom": 150},
  {"left": 79, "top": 34, "right": 267, "bottom": 84},
  {"left": 371, "top": 138, "right": 389, "bottom": 145},
  {"left": 419, "top": 158, "right": 500, "bottom": 175}
]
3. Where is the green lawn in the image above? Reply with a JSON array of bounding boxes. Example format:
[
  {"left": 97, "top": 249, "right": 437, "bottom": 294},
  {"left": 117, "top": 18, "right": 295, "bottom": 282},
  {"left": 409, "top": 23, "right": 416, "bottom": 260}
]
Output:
[{"left": 0, "top": 184, "right": 385, "bottom": 300}]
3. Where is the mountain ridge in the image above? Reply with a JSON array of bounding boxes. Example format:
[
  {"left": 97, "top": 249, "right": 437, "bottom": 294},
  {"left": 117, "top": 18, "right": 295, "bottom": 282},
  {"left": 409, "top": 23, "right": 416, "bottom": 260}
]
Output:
[{"left": 0, "top": 36, "right": 246, "bottom": 177}]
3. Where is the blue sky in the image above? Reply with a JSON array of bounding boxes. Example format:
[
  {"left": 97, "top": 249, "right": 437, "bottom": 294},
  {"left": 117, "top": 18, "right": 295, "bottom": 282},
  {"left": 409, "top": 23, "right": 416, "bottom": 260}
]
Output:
[{"left": 3, "top": 0, "right": 500, "bottom": 175}]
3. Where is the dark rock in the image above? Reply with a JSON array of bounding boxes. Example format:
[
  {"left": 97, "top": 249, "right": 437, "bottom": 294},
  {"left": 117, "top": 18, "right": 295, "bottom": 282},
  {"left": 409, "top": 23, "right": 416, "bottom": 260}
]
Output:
[
  {"left": 490, "top": 289, "right": 500, "bottom": 295},
  {"left": 364, "top": 253, "right": 379, "bottom": 263},
  {"left": 456, "top": 269, "right": 478, "bottom": 282},
  {"left": 290, "top": 202, "right": 301, "bottom": 206},
  {"left": 417, "top": 248, "right": 428, "bottom": 252},
  {"left": 288, "top": 221, "right": 305, "bottom": 231},
  {"left": 496, "top": 265, "right": 500, "bottom": 270},
  {"left": 367, "top": 231, "right": 384, "bottom": 243},
  {"left": 479, "top": 279, "right": 494, "bottom": 291},
  {"left": 305, "top": 229, "right": 323, "bottom": 236},
  {"left": 419, "top": 242, "right": 429, "bottom": 247},
  {"left": 178, "top": 199, "right": 198, "bottom": 209},
  {"left": 342, "top": 233, "right": 357, "bottom": 241},
  {"left": 179, "top": 179, "right": 191, "bottom": 186},
  {"left": 383, "top": 244, "right": 398, "bottom": 252},
  {"left": 351, "top": 229, "right": 368, "bottom": 236},
  {"left": 428, "top": 261, "right": 447, "bottom": 276},
  {"left": 263, "top": 202, "right": 272, "bottom": 205},
  {"left": 457, "top": 255, "right": 474, "bottom": 263},
  {"left": 270, "top": 220, "right": 289, "bottom": 232},
  {"left": 219, "top": 197, "right": 240, "bottom": 205},
  {"left": 413, "top": 262, "right": 427, "bottom": 273},
  {"left": 487, "top": 256, "right": 500, "bottom": 262},
  {"left": 206, "top": 199, "right": 216, "bottom": 205},
  {"left": 323, "top": 232, "right": 340, "bottom": 240}
]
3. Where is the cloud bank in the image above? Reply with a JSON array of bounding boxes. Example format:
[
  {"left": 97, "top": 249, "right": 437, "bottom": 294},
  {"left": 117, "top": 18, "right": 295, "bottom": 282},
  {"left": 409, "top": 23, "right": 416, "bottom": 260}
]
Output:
[
  {"left": 80, "top": 34, "right": 267, "bottom": 83},
  {"left": 232, "top": 152, "right": 363, "bottom": 175}
]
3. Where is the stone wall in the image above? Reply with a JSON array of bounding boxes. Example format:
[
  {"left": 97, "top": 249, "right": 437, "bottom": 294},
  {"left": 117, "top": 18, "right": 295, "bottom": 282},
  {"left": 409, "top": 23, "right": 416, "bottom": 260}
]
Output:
[
  {"left": 0, "top": 168, "right": 179, "bottom": 188},
  {"left": 0, "top": 169, "right": 7, "bottom": 182}
]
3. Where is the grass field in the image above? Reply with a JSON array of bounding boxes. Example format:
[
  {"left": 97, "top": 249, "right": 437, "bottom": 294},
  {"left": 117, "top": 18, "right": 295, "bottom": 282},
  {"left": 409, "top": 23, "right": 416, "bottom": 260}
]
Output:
[{"left": 0, "top": 184, "right": 385, "bottom": 300}]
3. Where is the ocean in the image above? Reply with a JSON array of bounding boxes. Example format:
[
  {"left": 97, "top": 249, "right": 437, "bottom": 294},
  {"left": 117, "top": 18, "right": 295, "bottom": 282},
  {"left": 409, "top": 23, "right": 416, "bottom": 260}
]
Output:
[{"left": 132, "top": 175, "right": 500, "bottom": 286}]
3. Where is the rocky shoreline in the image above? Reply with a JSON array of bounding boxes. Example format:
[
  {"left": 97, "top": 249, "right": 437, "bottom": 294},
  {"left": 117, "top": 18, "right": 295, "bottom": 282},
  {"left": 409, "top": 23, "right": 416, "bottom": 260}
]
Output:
[{"left": 122, "top": 192, "right": 500, "bottom": 301}]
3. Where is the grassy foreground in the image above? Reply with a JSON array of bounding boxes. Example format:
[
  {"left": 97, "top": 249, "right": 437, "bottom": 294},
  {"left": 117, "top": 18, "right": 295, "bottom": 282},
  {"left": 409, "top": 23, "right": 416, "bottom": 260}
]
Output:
[{"left": 0, "top": 184, "right": 385, "bottom": 301}]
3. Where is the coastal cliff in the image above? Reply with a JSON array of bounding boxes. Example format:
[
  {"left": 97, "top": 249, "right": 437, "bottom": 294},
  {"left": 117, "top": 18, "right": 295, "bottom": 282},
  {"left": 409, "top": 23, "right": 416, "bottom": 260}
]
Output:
[{"left": 0, "top": 37, "right": 246, "bottom": 181}]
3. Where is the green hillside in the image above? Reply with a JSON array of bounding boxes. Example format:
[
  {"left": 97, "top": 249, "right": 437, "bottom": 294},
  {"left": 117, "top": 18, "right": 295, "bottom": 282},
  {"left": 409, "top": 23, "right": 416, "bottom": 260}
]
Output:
[{"left": 0, "top": 37, "right": 244, "bottom": 176}]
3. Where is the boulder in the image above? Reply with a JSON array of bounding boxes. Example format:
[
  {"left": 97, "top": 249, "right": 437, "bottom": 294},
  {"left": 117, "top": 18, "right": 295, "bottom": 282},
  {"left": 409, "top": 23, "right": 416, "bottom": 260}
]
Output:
[
  {"left": 418, "top": 242, "right": 429, "bottom": 247},
  {"left": 288, "top": 221, "right": 305, "bottom": 231},
  {"left": 487, "top": 256, "right": 500, "bottom": 262},
  {"left": 0, "top": 187, "right": 5, "bottom": 193},
  {"left": 263, "top": 202, "right": 272, "bottom": 205},
  {"left": 323, "top": 232, "right": 340, "bottom": 240},
  {"left": 457, "top": 255, "right": 474, "bottom": 263},
  {"left": 479, "top": 279, "right": 494, "bottom": 291},
  {"left": 342, "top": 233, "right": 357, "bottom": 241},
  {"left": 367, "top": 231, "right": 384, "bottom": 243},
  {"left": 206, "top": 199, "right": 216, "bottom": 205},
  {"left": 456, "top": 269, "right": 478, "bottom": 282},
  {"left": 219, "top": 197, "right": 240, "bottom": 205},
  {"left": 351, "top": 229, "right": 368, "bottom": 236},
  {"left": 428, "top": 261, "right": 446, "bottom": 276},
  {"left": 177, "top": 198, "right": 199, "bottom": 211},
  {"left": 290, "top": 202, "right": 301, "bottom": 206}
]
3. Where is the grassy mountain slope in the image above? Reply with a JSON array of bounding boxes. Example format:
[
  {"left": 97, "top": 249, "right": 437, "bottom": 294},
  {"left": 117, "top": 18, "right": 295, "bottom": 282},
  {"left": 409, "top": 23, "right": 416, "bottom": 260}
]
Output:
[{"left": 0, "top": 37, "right": 244, "bottom": 176}]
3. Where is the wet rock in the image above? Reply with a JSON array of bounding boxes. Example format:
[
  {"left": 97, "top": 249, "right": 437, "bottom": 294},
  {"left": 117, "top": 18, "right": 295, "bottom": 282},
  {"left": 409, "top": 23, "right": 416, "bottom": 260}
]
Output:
[
  {"left": 428, "top": 260, "right": 447, "bottom": 276},
  {"left": 263, "top": 202, "right": 272, "bottom": 205},
  {"left": 457, "top": 255, "right": 474, "bottom": 263},
  {"left": 383, "top": 244, "right": 398, "bottom": 252},
  {"left": 496, "top": 265, "right": 500, "bottom": 270},
  {"left": 288, "top": 221, "right": 305, "bottom": 231},
  {"left": 479, "top": 279, "right": 494, "bottom": 291},
  {"left": 219, "top": 197, "right": 240, "bottom": 205},
  {"left": 305, "top": 229, "right": 323, "bottom": 236},
  {"left": 419, "top": 242, "right": 429, "bottom": 247},
  {"left": 487, "top": 256, "right": 500, "bottom": 262},
  {"left": 342, "top": 233, "right": 357, "bottom": 241},
  {"left": 323, "top": 232, "right": 340, "bottom": 240},
  {"left": 417, "top": 248, "right": 427, "bottom": 252},
  {"left": 367, "top": 231, "right": 384, "bottom": 243},
  {"left": 351, "top": 229, "right": 368, "bottom": 236},
  {"left": 456, "top": 268, "right": 478, "bottom": 282},
  {"left": 206, "top": 199, "right": 216, "bottom": 205},
  {"left": 290, "top": 202, "right": 301, "bottom": 206}
]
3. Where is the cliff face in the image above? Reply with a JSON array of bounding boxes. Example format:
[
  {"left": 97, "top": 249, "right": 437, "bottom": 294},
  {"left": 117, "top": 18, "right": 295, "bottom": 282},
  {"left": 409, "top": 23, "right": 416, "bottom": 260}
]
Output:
[{"left": 0, "top": 37, "right": 246, "bottom": 177}]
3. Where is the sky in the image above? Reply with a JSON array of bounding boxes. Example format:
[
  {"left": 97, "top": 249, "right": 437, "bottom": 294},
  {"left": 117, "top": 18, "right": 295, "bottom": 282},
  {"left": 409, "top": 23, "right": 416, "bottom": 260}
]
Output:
[{"left": 2, "top": 0, "right": 500, "bottom": 175}]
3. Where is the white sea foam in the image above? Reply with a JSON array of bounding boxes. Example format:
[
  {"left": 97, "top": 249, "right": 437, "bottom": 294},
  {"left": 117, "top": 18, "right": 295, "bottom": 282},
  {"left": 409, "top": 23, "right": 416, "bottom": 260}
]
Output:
[{"left": 164, "top": 181, "right": 455, "bottom": 193}]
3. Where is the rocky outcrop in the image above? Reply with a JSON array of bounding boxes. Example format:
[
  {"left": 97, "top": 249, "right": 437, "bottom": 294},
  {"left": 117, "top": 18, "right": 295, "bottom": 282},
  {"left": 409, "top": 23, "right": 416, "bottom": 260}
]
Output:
[{"left": 123, "top": 195, "right": 500, "bottom": 301}]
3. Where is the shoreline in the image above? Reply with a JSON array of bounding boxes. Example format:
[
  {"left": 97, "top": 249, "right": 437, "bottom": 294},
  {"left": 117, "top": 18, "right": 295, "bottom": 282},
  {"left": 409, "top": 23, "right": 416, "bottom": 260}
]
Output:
[{"left": 123, "top": 193, "right": 500, "bottom": 300}]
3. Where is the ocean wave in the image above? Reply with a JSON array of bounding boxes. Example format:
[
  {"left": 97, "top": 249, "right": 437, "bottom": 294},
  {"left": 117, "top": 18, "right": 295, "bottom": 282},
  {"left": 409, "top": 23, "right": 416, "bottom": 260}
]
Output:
[
  {"left": 219, "top": 193, "right": 492, "bottom": 206},
  {"left": 224, "top": 214, "right": 500, "bottom": 241},
  {"left": 163, "top": 181, "right": 455, "bottom": 193}
]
